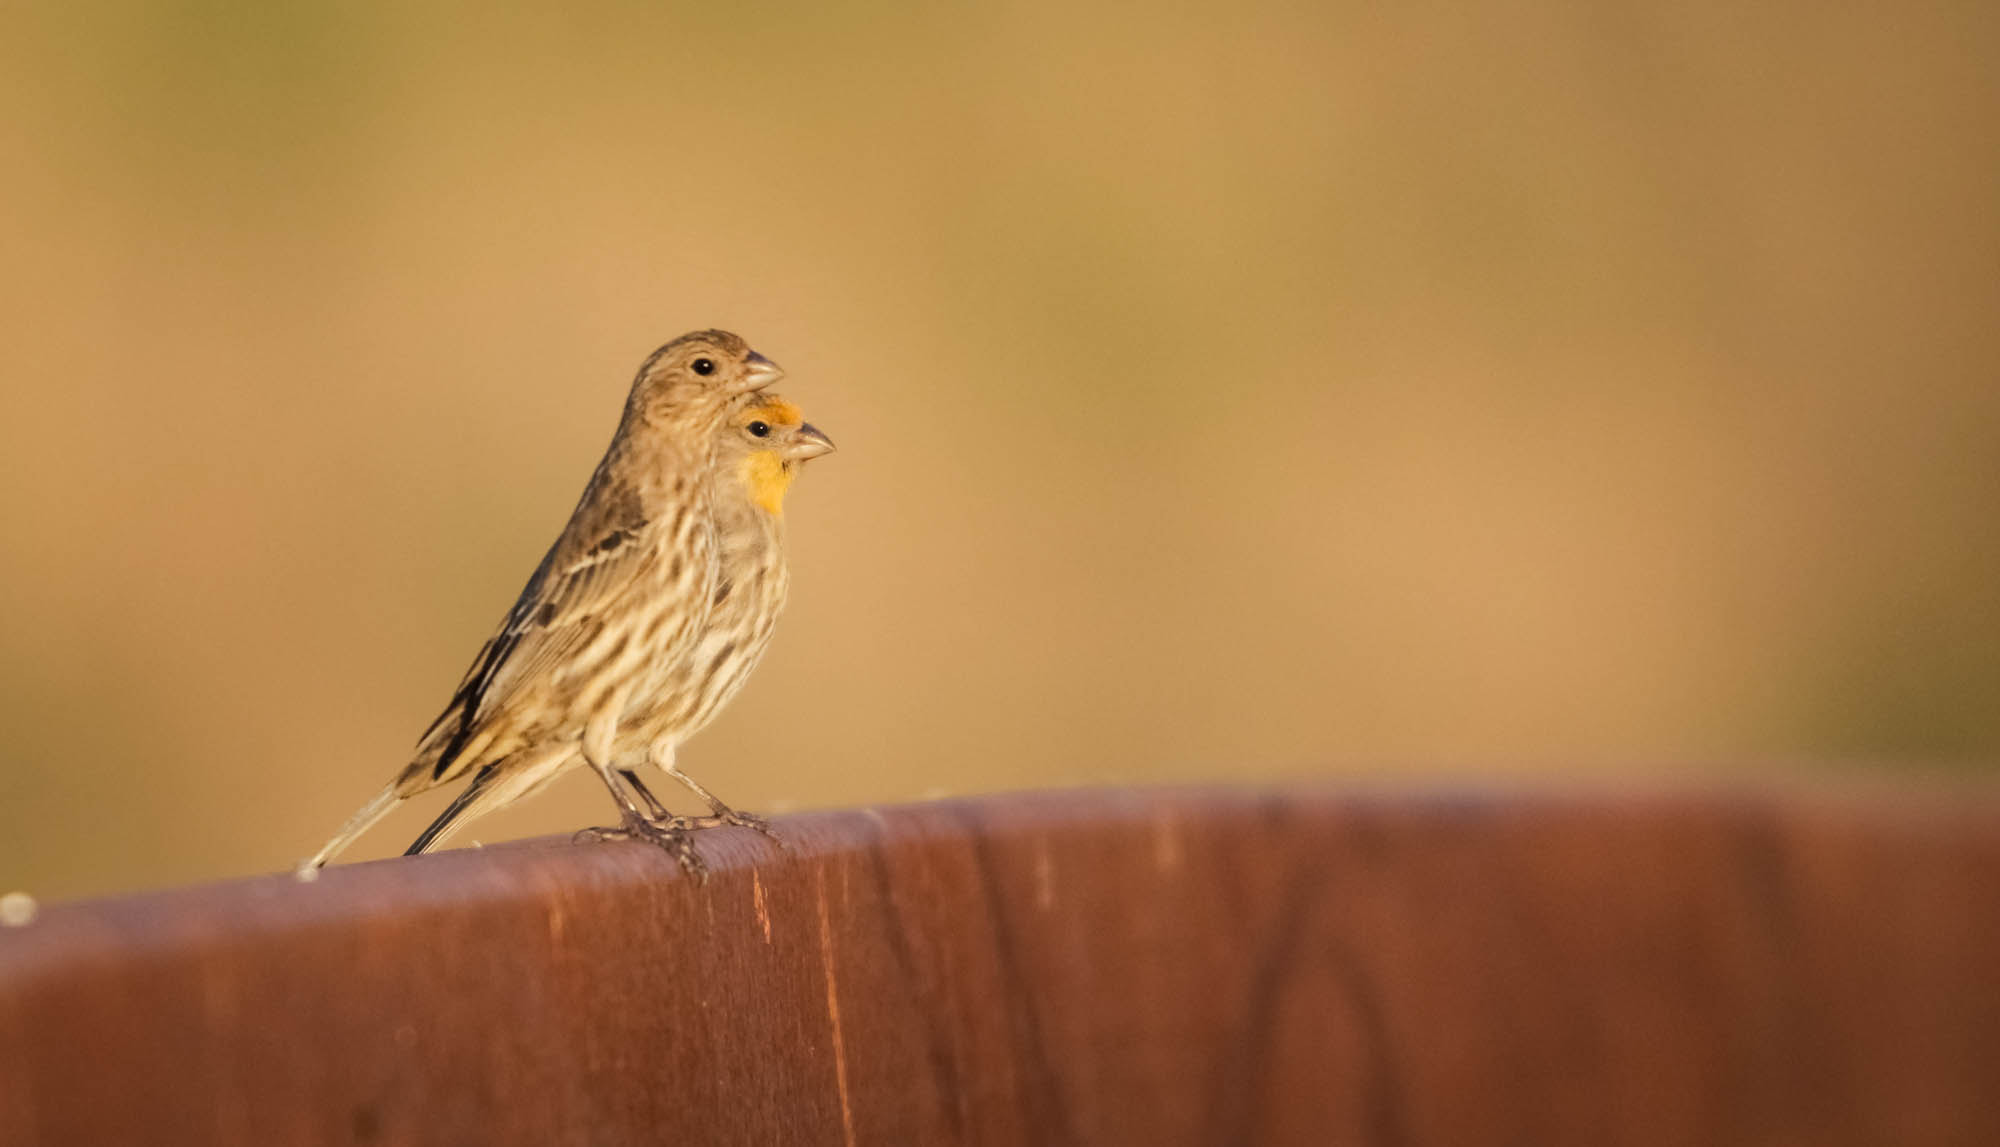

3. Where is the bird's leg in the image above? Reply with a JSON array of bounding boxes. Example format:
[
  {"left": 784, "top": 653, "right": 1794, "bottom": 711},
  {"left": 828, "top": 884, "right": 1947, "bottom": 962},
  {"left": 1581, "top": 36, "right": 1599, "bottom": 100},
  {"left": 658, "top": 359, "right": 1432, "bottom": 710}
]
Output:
[
  {"left": 650, "top": 742, "right": 783, "bottom": 844},
  {"left": 619, "top": 768, "right": 692, "bottom": 826},
  {"left": 621, "top": 768, "right": 669, "bottom": 819},
  {"left": 576, "top": 722, "right": 708, "bottom": 879}
]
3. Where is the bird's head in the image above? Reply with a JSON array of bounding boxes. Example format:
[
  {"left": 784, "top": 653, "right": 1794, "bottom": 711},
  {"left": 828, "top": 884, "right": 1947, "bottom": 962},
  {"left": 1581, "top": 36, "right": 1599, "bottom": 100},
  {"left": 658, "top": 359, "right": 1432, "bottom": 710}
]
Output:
[
  {"left": 721, "top": 394, "right": 835, "bottom": 516},
  {"left": 626, "top": 329, "right": 785, "bottom": 434}
]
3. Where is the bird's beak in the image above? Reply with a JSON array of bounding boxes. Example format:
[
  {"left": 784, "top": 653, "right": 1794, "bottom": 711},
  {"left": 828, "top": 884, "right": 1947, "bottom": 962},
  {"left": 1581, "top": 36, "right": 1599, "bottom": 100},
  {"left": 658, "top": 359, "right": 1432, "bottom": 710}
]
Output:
[
  {"left": 739, "top": 351, "right": 785, "bottom": 394},
  {"left": 792, "top": 423, "right": 836, "bottom": 460}
]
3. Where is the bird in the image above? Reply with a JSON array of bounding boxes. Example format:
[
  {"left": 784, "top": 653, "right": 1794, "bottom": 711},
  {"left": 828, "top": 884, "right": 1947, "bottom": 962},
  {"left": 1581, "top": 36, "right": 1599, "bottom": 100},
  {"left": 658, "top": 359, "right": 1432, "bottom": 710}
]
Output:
[
  {"left": 400, "top": 391, "right": 834, "bottom": 869},
  {"left": 298, "top": 330, "right": 832, "bottom": 878}
]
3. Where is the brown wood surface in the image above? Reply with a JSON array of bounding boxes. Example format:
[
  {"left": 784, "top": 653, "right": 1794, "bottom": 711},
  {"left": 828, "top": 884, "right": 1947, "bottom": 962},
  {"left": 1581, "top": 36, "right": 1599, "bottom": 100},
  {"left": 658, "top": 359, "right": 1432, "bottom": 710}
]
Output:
[{"left": 1, "top": 787, "right": 1997, "bottom": 1146}]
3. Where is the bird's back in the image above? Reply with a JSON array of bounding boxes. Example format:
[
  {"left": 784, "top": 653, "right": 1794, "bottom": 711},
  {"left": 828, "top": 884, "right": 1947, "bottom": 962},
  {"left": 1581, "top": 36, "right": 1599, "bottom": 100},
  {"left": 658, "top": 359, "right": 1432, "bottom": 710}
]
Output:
[{"left": 397, "top": 441, "right": 719, "bottom": 793}]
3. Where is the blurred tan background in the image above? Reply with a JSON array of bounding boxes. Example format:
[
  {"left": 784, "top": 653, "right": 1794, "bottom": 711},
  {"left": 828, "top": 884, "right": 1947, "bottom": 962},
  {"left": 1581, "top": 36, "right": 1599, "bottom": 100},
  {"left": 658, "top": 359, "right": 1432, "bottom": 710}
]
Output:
[{"left": 2, "top": 0, "right": 1995, "bottom": 902}]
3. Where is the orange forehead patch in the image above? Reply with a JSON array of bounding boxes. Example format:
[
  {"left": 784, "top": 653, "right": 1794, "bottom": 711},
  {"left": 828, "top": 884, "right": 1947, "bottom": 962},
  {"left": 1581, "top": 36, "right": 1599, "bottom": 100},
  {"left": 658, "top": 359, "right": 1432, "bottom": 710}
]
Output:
[{"left": 741, "top": 397, "right": 802, "bottom": 426}]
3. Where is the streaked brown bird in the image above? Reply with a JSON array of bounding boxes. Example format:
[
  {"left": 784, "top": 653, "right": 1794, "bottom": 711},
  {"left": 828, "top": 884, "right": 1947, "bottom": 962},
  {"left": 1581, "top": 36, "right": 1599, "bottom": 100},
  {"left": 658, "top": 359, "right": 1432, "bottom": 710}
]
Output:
[
  {"left": 299, "top": 330, "right": 832, "bottom": 876},
  {"left": 394, "top": 392, "right": 834, "bottom": 867}
]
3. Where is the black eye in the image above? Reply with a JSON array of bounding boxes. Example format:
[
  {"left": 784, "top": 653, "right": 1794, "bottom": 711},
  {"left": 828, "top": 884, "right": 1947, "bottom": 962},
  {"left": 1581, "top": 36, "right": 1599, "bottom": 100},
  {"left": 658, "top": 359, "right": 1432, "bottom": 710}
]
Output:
[
  {"left": 747, "top": 420, "right": 771, "bottom": 438},
  {"left": 692, "top": 357, "right": 716, "bottom": 376}
]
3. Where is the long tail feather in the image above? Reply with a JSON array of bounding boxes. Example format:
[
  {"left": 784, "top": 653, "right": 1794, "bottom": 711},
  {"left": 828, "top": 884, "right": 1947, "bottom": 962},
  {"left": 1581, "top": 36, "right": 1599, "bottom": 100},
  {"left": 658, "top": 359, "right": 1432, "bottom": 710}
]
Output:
[
  {"left": 295, "top": 784, "right": 400, "bottom": 878},
  {"left": 404, "top": 745, "right": 584, "bottom": 856},
  {"left": 404, "top": 765, "right": 498, "bottom": 856}
]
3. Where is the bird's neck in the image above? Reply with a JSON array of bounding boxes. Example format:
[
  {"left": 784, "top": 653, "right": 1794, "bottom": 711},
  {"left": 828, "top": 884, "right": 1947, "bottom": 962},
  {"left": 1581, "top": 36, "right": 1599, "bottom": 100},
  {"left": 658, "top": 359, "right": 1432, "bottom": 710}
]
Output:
[{"left": 738, "top": 450, "right": 794, "bottom": 518}]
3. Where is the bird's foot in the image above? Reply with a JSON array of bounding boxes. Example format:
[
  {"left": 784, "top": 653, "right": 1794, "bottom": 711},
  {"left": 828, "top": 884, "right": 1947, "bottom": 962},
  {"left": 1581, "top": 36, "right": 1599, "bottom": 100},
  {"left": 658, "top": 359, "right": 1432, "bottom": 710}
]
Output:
[
  {"left": 574, "top": 813, "right": 710, "bottom": 881},
  {"left": 694, "top": 807, "right": 786, "bottom": 849}
]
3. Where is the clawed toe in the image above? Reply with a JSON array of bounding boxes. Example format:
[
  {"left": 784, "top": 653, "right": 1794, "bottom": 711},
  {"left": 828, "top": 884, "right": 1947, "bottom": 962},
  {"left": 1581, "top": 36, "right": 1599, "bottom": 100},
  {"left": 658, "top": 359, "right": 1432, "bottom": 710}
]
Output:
[
  {"left": 574, "top": 801, "right": 784, "bottom": 876},
  {"left": 681, "top": 809, "right": 788, "bottom": 850},
  {"left": 574, "top": 814, "right": 711, "bottom": 880},
  {"left": 667, "top": 832, "right": 709, "bottom": 880},
  {"left": 726, "top": 811, "right": 788, "bottom": 849},
  {"left": 573, "top": 811, "right": 660, "bottom": 843},
  {"left": 722, "top": 809, "right": 777, "bottom": 834}
]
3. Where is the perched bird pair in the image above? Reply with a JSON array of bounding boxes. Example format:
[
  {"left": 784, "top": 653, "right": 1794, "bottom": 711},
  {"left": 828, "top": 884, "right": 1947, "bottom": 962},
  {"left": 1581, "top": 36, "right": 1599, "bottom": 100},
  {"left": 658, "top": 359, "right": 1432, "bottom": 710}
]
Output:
[{"left": 299, "top": 330, "right": 833, "bottom": 878}]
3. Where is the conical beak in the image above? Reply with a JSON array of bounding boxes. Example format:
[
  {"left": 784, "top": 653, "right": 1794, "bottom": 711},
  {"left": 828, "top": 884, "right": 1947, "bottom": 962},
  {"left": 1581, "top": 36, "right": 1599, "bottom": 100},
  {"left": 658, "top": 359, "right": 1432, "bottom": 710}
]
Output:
[
  {"left": 792, "top": 422, "right": 836, "bottom": 460},
  {"left": 738, "top": 350, "right": 785, "bottom": 394}
]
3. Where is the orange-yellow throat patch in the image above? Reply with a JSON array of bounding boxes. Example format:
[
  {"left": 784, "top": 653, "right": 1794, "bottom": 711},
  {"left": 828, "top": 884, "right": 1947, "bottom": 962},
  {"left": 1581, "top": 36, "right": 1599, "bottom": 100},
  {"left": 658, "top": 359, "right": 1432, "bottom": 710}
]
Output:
[{"left": 742, "top": 450, "right": 793, "bottom": 515}]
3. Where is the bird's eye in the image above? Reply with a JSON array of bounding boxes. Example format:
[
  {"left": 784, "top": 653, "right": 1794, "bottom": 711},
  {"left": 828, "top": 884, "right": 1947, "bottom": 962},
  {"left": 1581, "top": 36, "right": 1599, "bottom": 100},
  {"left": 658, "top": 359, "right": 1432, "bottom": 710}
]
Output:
[
  {"left": 747, "top": 420, "right": 771, "bottom": 438},
  {"left": 692, "top": 357, "right": 716, "bottom": 376}
]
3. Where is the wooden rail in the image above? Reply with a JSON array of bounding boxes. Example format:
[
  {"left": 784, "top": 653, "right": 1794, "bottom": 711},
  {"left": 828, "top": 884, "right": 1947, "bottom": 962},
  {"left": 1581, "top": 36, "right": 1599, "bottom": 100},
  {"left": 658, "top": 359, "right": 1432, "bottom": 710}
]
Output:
[{"left": 2, "top": 787, "right": 1997, "bottom": 1145}]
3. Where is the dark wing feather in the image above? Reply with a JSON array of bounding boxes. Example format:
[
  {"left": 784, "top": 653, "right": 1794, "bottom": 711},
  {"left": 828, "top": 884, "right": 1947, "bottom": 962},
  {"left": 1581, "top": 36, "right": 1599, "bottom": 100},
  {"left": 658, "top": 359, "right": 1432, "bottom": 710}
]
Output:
[
  {"left": 416, "top": 542, "right": 562, "bottom": 777},
  {"left": 411, "top": 478, "right": 665, "bottom": 782}
]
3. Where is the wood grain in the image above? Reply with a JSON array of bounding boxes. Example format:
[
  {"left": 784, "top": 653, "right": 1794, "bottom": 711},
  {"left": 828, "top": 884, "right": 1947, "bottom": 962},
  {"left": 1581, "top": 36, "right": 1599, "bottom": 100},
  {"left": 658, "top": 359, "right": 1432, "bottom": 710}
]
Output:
[{"left": 2, "top": 787, "right": 1997, "bottom": 1145}]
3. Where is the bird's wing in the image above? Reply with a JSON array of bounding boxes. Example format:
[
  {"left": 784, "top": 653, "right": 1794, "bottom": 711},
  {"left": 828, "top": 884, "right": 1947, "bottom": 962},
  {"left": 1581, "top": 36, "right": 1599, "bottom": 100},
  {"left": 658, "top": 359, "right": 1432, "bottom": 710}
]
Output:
[{"left": 409, "top": 481, "right": 709, "bottom": 785}]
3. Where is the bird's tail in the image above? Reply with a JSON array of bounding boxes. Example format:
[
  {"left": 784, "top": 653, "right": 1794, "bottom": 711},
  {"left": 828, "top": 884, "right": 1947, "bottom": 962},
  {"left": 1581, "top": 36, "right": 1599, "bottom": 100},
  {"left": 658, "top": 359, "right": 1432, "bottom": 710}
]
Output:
[
  {"left": 404, "top": 764, "right": 498, "bottom": 856},
  {"left": 403, "top": 744, "right": 580, "bottom": 856},
  {"left": 294, "top": 784, "right": 401, "bottom": 879}
]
